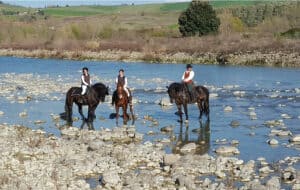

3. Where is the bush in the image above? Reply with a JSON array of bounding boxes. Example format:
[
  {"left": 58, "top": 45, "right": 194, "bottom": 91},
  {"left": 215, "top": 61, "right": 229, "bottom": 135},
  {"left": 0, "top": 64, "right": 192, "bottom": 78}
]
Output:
[
  {"left": 281, "top": 28, "right": 300, "bottom": 39},
  {"left": 178, "top": 1, "right": 220, "bottom": 37}
]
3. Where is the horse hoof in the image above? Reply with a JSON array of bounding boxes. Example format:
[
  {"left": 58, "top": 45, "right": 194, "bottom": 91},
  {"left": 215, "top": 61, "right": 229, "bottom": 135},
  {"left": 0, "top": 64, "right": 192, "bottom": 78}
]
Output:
[
  {"left": 177, "top": 120, "right": 183, "bottom": 123},
  {"left": 185, "top": 120, "right": 189, "bottom": 123}
]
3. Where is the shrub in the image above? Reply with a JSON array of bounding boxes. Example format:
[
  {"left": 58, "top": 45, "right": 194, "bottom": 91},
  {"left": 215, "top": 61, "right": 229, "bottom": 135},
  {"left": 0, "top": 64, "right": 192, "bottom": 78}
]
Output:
[{"left": 178, "top": 1, "right": 220, "bottom": 37}]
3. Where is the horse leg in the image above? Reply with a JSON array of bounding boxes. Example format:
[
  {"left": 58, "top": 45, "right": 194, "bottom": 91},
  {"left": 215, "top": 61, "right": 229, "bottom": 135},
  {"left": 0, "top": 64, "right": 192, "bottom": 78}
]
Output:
[
  {"left": 198, "top": 100, "right": 204, "bottom": 121},
  {"left": 183, "top": 103, "right": 189, "bottom": 123},
  {"left": 129, "top": 103, "right": 134, "bottom": 120},
  {"left": 65, "top": 102, "right": 73, "bottom": 124},
  {"left": 77, "top": 104, "right": 85, "bottom": 121},
  {"left": 176, "top": 104, "right": 183, "bottom": 123},
  {"left": 87, "top": 105, "right": 96, "bottom": 122},
  {"left": 205, "top": 99, "right": 210, "bottom": 121},
  {"left": 116, "top": 106, "right": 120, "bottom": 125},
  {"left": 123, "top": 104, "right": 128, "bottom": 123}
]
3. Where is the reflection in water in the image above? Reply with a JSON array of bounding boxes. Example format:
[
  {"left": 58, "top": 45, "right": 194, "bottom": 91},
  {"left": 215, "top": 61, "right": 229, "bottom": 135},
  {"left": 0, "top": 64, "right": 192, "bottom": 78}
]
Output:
[
  {"left": 80, "top": 119, "right": 95, "bottom": 130},
  {"left": 172, "top": 121, "right": 210, "bottom": 155}
]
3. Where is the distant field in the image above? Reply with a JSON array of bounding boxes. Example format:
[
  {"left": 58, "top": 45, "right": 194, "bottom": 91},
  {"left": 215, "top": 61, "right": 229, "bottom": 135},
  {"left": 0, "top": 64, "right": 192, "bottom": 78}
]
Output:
[
  {"left": 42, "top": 3, "right": 190, "bottom": 17},
  {"left": 42, "top": 1, "right": 268, "bottom": 17},
  {"left": 0, "top": 1, "right": 276, "bottom": 18}
]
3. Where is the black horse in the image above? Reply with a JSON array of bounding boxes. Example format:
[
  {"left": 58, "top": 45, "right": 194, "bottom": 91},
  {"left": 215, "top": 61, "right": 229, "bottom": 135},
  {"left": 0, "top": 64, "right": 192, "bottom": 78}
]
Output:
[
  {"left": 167, "top": 82, "right": 209, "bottom": 122},
  {"left": 65, "top": 83, "right": 109, "bottom": 125}
]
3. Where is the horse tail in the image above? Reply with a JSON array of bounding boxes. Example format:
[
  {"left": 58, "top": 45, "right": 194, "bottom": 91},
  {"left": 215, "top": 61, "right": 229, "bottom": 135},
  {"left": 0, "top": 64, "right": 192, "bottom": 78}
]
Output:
[
  {"left": 167, "top": 85, "right": 176, "bottom": 103},
  {"left": 65, "top": 88, "right": 73, "bottom": 122},
  {"left": 111, "top": 90, "right": 116, "bottom": 106}
]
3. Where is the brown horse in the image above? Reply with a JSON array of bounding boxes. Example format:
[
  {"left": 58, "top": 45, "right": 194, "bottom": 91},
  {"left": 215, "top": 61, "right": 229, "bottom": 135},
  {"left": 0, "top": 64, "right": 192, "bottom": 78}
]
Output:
[
  {"left": 167, "top": 82, "right": 209, "bottom": 123},
  {"left": 112, "top": 84, "right": 134, "bottom": 125},
  {"left": 65, "top": 83, "right": 109, "bottom": 126}
]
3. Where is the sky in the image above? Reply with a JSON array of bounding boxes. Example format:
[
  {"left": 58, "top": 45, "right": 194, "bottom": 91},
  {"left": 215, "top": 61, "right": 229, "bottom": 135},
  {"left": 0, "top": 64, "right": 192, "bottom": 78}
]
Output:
[{"left": 2, "top": 0, "right": 190, "bottom": 8}]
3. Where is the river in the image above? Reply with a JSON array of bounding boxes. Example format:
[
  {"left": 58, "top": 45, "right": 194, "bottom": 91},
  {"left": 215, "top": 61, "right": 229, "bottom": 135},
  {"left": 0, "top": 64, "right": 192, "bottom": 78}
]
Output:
[{"left": 0, "top": 56, "right": 299, "bottom": 164}]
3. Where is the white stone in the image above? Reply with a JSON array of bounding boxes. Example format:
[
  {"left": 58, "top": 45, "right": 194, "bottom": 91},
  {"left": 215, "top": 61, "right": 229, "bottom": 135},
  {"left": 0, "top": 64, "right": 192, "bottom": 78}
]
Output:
[
  {"left": 290, "top": 134, "right": 300, "bottom": 142},
  {"left": 159, "top": 97, "right": 172, "bottom": 106},
  {"left": 268, "top": 138, "right": 279, "bottom": 145},
  {"left": 215, "top": 146, "right": 240, "bottom": 155},
  {"left": 0, "top": 111, "right": 4, "bottom": 116},
  {"left": 180, "top": 143, "right": 196, "bottom": 154},
  {"left": 102, "top": 171, "right": 121, "bottom": 186},
  {"left": 224, "top": 106, "right": 232, "bottom": 112},
  {"left": 19, "top": 111, "right": 28, "bottom": 117}
]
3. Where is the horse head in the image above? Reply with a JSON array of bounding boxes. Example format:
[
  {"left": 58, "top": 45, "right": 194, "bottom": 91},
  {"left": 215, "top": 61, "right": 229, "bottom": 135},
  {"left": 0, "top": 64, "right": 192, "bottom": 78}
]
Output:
[{"left": 92, "top": 83, "right": 109, "bottom": 103}]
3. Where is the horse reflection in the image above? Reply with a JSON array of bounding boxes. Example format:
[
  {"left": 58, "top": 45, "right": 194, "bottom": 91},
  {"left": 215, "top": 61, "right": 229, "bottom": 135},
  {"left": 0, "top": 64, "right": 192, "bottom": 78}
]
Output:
[
  {"left": 172, "top": 121, "right": 210, "bottom": 155},
  {"left": 80, "top": 119, "right": 95, "bottom": 130}
]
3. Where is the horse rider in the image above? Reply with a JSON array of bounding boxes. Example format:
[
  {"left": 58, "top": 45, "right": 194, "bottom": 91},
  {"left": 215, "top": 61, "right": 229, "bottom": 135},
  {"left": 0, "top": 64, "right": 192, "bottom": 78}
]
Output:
[
  {"left": 81, "top": 67, "right": 92, "bottom": 96},
  {"left": 115, "top": 69, "right": 132, "bottom": 104},
  {"left": 182, "top": 64, "right": 195, "bottom": 101}
]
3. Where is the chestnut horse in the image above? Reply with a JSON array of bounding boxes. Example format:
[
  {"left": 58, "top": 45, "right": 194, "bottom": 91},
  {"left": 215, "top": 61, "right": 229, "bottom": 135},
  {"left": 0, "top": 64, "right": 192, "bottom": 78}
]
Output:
[
  {"left": 112, "top": 84, "right": 134, "bottom": 125},
  {"left": 167, "top": 82, "right": 209, "bottom": 123},
  {"left": 65, "top": 83, "right": 109, "bottom": 125}
]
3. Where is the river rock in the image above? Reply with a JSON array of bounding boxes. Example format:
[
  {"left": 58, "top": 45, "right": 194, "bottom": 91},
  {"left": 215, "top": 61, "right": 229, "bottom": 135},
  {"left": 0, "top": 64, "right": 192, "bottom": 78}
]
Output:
[
  {"left": 163, "top": 154, "right": 181, "bottom": 166},
  {"left": 290, "top": 134, "right": 300, "bottom": 143},
  {"left": 19, "top": 111, "right": 28, "bottom": 117},
  {"left": 270, "top": 129, "right": 292, "bottom": 136},
  {"left": 264, "top": 120, "right": 284, "bottom": 127},
  {"left": 268, "top": 138, "right": 279, "bottom": 145},
  {"left": 215, "top": 146, "right": 240, "bottom": 155},
  {"left": 160, "top": 126, "right": 173, "bottom": 132},
  {"left": 230, "top": 120, "right": 240, "bottom": 127},
  {"left": 259, "top": 166, "right": 274, "bottom": 174},
  {"left": 159, "top": 97, "right": 172, "bottom": 106},
  {"left": 281, "top": 113, "right": 292, "bottom": 119},
  {"left": 210, "top": 93, "right": 218, "bottom": 98},
  {"left": 180, "top": 143, "right": 196, "bottom": 154},
  {"left": 34, "top": 120, "right": 46, "bottom": 125},
  {"left": 0, "top": 111, "right": 4, "bottom": 116},
  {"left": 266, "top": 176, "right": 280, "bottom": 190},
  {"left": 102, "top": 170, "right": 121, "bottom": 187},
  {"left": 233, "top": 91, "right": 245, "bottom": 97},
  {"left": 224, "top": 106, "right": 233, "bottom": 112},
  {"left": 282, "top": 166, "right": 296, "bottom": 182}
]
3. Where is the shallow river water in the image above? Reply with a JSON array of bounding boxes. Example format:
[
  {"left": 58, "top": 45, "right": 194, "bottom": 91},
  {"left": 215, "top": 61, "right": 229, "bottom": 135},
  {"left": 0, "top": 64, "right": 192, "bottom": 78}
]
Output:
[{"left": 0, "top": 56, "right": 299, "bottom": 164}]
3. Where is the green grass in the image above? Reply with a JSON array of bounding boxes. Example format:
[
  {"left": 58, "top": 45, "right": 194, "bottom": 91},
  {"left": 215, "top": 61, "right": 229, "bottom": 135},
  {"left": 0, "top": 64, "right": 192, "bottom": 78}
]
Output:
[
  {"left": 43, "top": 3, "right": 191, "bottom": 17},
  {"left": 1, "top": 1, "right": 280, "bottom": 18}
]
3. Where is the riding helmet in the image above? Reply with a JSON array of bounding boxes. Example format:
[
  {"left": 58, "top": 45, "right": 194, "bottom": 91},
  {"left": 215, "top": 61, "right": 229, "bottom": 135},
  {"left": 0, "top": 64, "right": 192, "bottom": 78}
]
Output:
[{"left": 186, "top": 64, "right": 192, "bottom": 69}]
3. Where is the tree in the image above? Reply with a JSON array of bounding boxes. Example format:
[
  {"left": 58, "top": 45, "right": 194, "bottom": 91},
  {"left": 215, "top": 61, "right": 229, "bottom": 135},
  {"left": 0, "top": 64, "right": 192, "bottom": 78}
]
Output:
[{"left": 178, "top": 1, "right": 220, "bottom": 37}]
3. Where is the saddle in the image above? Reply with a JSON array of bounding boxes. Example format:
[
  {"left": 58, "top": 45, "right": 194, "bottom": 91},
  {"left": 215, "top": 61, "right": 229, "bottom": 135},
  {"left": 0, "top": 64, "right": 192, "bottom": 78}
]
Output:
[
  {"left": 71, "top": 87, "right": 91, "bottom": 104},
  {"left": 112, "top": 87, "right": 132, "bottom": 105},
  {"left": 183, "top": 83, "right": 197, "bottom": 103}
]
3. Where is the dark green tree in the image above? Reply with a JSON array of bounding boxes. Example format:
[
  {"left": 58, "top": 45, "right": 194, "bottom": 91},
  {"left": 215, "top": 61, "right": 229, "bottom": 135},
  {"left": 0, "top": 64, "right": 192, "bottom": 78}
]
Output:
[{"left": 178, "top": 1, "right": 220, "bottom": 37}]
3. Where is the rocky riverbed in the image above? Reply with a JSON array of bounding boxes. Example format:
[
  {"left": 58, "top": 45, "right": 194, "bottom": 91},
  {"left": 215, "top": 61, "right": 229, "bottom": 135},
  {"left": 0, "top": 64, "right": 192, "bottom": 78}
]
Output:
[
  {"left": 1, "top": 124, "right": 300, "bottom": 190},
  {"left": 0, "top": 48, "right": 299, "bottom": 67}
]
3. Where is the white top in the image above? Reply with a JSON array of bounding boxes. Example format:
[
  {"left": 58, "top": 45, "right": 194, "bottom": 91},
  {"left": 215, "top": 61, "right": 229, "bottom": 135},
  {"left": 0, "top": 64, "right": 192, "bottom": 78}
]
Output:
[
  {"left": 182, "top": 70, "right": 195, "bottom": 82},
  {"left": 81, "top": 75, "right": 92, "bottom": 86},
  {"left": 115, "top": 76, "right": 128, "bottom": 87}
]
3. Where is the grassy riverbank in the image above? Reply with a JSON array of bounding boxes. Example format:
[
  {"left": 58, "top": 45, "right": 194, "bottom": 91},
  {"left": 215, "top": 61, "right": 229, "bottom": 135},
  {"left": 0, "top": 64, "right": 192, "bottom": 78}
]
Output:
[{"left": 0, "top": 1, "right": 299, "bottom": 67}]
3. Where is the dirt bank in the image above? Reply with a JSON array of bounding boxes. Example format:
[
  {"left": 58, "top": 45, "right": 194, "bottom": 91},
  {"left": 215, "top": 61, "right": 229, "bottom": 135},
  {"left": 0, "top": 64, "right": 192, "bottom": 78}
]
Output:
[{"left": 0, "top": 48, "right": 299, "bottom": 67}]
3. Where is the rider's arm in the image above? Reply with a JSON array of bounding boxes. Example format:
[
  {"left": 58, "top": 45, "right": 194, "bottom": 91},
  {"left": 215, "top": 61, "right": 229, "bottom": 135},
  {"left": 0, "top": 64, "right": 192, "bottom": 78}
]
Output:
[
  {"left": 124, "top": 77, "right": 128, "bottom": 87},
  {"left": 181, "top": 72, "right": 185, "bottom": 81},
  {"left": 81, "top": 75, "right": 89, "bottom": 85},
  {"left": 115, "top": 77, "right": 118, "bottom": 85}
]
